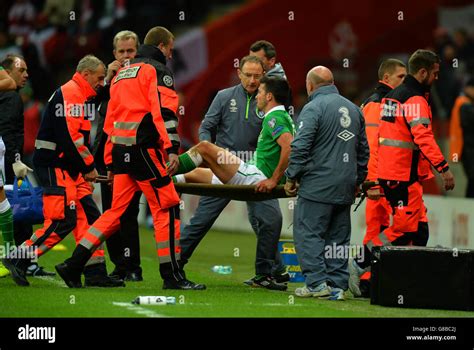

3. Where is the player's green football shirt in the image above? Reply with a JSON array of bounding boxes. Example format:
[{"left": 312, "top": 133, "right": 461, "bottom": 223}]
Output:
[{"left": 252, "top": 106, "right": 295, "bottom": 183}]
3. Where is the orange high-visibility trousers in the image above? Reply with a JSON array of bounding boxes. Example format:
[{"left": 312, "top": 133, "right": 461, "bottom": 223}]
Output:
[
  {"left": 363, "top": 196, "right": 391, "bottom": 245},
  {"left": 24, "top": 167, "right": 78, "bottom": 257},
  {"left": 79, "top": 172, "right": 182, "bottom": 280},
  {"left": 30, "top": 172, "right": 106, "bottom": 261},
  {"left": 366, "top": 181, "right": 429, "bottom": 249}
]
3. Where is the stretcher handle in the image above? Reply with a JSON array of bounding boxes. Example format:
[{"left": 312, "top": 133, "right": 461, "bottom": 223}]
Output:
[{"left": 95, "top": 175, "right": 112, "bottom": 184}]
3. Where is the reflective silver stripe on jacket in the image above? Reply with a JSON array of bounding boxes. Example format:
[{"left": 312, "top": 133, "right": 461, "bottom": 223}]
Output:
[
  {"left": 408, "top": 118, "right": 431, "bottom": 128},
  {"left": 168, "top": 134, "right": 180, "bottom": 142},
  {"left": 73, "top": 135, "right": 84, "bottom": 147},
  {"left": 79, "top": 148, "right": 92, "bottom": 160},
  {"left": 165, "top": 120, "right": 178, "bottom": 129},
  {"left": 114, "top": 121, "right": 141, "bottom": 130},
  {"left": 35, "top": 140, "right": 57, "bottom": 150},
  {"left": 379, "top": 137, "right": 418, "bottom": 150},
  {"left": 111, "top": 135, "right": 136, "bottom": 146}
]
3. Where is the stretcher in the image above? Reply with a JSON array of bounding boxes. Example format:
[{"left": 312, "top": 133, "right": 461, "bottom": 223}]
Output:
[
  {"left": 174, "top": 183, "right": 290, "bottom": 201},
  {"left": 96, "top": 176, "right": 378, "bottom": 203}
]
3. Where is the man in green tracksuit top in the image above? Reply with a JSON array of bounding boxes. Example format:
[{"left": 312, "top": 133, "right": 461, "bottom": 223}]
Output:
[{"left": 174, "top": 76, "right": 295, "bottom": 290}]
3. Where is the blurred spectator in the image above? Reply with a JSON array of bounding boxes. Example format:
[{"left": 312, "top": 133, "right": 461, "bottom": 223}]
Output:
[
  {"left": 453, "top": 28, "right": 474, "bottom": 73},
  {"left": 460, "top": 78, "right": 474, "bottom": 198},
  {"left": 449, "top": 88, "right": 470, "bottom": 163},
  {"left": 28, "top": 13, "right": 55, "bottom": 67},
  {"left": 0, "top": 30, "right": 21, "bottom": 58},
  {"left": 8, "top": 0, "right": 35, "bottom": 38},
  {"left": 43, "top": 0, "right": 75, "bottom": 29},
  {"left": 433, "top": 44, "right": 462, "bottom": 119},
  {"left": 433, "top": 27, "right": 452, "bottom": 54}
]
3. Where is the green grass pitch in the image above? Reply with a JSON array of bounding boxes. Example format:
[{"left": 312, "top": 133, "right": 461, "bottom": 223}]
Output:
[{"left": 1, "top": 228, "right": 473, "bottom": 318}]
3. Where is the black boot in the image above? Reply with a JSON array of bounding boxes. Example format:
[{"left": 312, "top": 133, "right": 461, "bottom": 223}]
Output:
[
  {"left": 160, "top": 260, "right": 205, "bottom": 290},
  {"left": 163, "top": 278, "right": 206, "bottom": 290},
  {"left": 55, "top": 262, "right": 83, "bottom": 288},
  {"left": 2, "top": 257, "right": 30, "bottom": 286},
  {"left": 109, "top": 267, "right": 127, "bottom": 280},
  {"left": 125, "top": 269, "right": 143, "bottom": 282},
  {"left": 57, "top": 245, "right": 93, "bottom": 288},
  {"left": 84, "top": 262, "right": 125, "bottom": 287}
]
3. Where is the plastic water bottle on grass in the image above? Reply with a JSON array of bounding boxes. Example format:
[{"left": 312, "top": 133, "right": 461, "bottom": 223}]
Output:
[
  {"left": 132, "top": 296, "right": 176, "bottom": 305},
  {"left": 211, "top": 265, "right": 232, "bottom": 274}
]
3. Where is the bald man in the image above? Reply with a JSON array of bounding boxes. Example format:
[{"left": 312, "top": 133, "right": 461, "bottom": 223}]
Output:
[{"left": 285, "top": 66, "right": 369, "bottom": 300}]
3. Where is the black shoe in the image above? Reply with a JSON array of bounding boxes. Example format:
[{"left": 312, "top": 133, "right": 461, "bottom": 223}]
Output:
[
  {"left": 109, "top": 268, "right": 126, "bottom": 280},
  {"left": 26, "top": 263, "right": 56, "bottom": 277},
  {"left": 163, "top": 278, "right": 206, "bottom": 290},
  {"left": 55, "top": 262, "right": 82, "bottom": 288},
  {"left": 2, "top": 258, "right": 29, "bottom": 286},
  {"left": 85, "top": 274, "right": 125, "bottom": 287},
  {"left": 251, "top": 275, "right": 287, "bottom": 291},
  {"left": 84, "top": 263, "right": 125, "bottom": 287},
  {"left": 273, "top": 270, "right": 290, "bottom": 284},
  {"left": 125, "top": 271, "right": 143, "bottom": 282}
]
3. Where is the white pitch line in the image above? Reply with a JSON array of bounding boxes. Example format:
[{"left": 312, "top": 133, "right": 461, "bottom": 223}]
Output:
[
  {"left": 35, "top": 276, "right": 68, "bottom": 287},
  {"left": 112, "top": 302, "right": 167, "bottom": 318}
]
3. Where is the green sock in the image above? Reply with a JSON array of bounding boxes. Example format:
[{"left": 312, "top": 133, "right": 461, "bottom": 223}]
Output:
[
  {"left": 0, "top": 207, "right": 14, "bottom": 251},
  {"left": 175, "top": 152, "right": 198, "bottom": 174}
]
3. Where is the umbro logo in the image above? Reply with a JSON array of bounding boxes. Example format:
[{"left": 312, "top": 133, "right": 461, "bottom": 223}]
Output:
[{"left": 337, "top": 130, "right": 355, "bottom": 141}]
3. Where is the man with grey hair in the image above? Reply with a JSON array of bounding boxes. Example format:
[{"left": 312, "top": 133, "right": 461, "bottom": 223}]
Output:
[
  {"left": 180, "top": 55, "right": 290, "bottom": 290},
  {"left": 3, "top": 54, "right": 123, "bottom": 287},
  {"left": 285, "top": 66, "right": 369, "bottom": 300},
  {"left": 91, "top": 30, "right": 144, "bottom": 282},
  {"left": 105, "top": 30, "right": 140, "bottom": 83}
]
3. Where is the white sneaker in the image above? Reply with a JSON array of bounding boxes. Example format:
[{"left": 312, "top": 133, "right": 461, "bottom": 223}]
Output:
[
  {"left": 348, "top": 257, "right": 365, "bottom": 297},
  {"left": 295, "top": 282, "right": 331, "bottom": 298},
  {"left": 328, "top": 288, "right": 345, "bottom": 301}
]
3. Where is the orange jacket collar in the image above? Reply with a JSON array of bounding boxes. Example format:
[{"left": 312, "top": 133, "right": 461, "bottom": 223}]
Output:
[
  {"left": 378, "top": 80, "right": 394, "bottom": 90},
  {"left": 72, "top": 72, "right": 97, "bottom": 99}
]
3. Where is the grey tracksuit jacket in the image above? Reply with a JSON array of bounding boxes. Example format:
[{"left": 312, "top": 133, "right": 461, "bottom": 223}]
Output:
[{"left": 285, "top": 85, "right": 369, "bottom": 205}]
